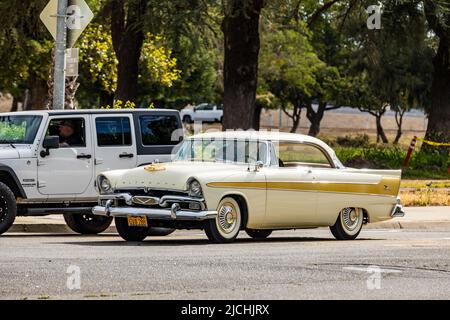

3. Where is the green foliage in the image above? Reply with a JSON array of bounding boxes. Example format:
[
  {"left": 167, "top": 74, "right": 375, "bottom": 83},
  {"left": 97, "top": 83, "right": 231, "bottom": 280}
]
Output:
[
  {"left": 140, "top": 33, "right": 181, "bottom": 88},
  {"left": 335, "top": 146, "right": 449, "bottom": 179},
  {"left": 79, "top": 24, "right": 118, "bottom": 95},
  {"left": 101, "top": 99, "right": 136, "bottom": 109},
  {"left": 0, "top": 122, "right": 26, "bottom": 141},
  {"left": 100, "top": 99, "right": 155, "bottom": 109},
  {"left": 336, "top": 134, "right": 370, "bottom": 148}
]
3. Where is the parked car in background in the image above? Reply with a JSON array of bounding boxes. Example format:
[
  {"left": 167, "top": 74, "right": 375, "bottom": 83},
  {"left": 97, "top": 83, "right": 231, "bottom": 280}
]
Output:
[
  {"left": 92, "top": 131, "right": 404, "bottom": 243},
  {"left": 0, "top": 109, "right": 183, "bottom": 235},
  {"left": 180, "top": 103, "right": 223, "bottom": 123}
]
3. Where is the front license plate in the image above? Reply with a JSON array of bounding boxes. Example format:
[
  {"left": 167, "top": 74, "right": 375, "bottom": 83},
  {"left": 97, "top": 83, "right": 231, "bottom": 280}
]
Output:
[{"left": 127, "top": 215, "right": 148, "bottom": 227}]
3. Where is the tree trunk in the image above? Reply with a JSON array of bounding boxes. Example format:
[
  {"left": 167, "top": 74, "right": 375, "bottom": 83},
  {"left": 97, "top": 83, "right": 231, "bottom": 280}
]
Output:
[
  {"left": 222, "top": 0, "right": 264, "bottom": 130},
  {"left": 393, "top": 109, "right": 405, "bottom": 144},
  {"left": 282, "top": 104, "right": 302, "bottom": 133},
  {"left": 422, "top": 34, "right": 450, "bottom": 153},
  {"left": 99, "top": 91, "right": 115, "bottom": 108},
  {"left": 28, "top": 77, "right": 48, "bottom": 110},
  {"left": 111, "top": 0, "right": 146, "bottom": 104},
  {"left": 10, "top": 97, "right": 19, "bottom": 112},
  {"left": 306, "top": 102, "right": 326, "bottom": 136},
  {"left": 375, "top": 114, "right": 388, "bottom": 143},
  {"left": 423, "top": 1, "right": 450, "bottom": 154},
  {"left": 254, "top": 103, "right": 263, "bottom": 130}
]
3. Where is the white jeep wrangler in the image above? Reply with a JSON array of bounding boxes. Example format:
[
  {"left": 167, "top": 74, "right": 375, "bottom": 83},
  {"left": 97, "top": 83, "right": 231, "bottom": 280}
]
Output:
[{"left": 0, "top": 109, "right": 183, "bottom": 235}]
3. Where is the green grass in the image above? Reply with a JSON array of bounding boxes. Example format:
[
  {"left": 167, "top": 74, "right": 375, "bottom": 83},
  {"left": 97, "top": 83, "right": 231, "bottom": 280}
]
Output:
[{"left": 335, "top": 146, "right": 449, "bottom": 179}]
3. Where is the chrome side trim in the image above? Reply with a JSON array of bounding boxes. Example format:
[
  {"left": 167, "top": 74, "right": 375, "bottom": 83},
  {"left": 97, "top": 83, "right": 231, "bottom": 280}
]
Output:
[{"left": 92, "top": 205, "right": 217, "bottom": 221}]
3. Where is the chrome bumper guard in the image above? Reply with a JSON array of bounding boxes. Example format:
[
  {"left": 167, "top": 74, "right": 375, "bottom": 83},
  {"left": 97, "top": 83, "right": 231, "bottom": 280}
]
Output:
[
  {"left": 391, "top": 197, "right": 405, "bottom": 218},
  {"left": 92, "top": 193, "right": 217, "bottom": 221}
]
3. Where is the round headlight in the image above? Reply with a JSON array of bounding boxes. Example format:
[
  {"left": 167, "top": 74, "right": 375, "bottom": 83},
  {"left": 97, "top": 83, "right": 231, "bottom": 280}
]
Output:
[
  {"left": 98, "top": 175, "right": 112, "bottom": 193},
  {"left": 188, "top": 179, "right": 203, "bottom": 198}
]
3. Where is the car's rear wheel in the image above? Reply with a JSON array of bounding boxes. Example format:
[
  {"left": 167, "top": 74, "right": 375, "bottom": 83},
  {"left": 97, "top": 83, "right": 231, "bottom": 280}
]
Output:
[
  {"left": 115, "top": 217, "right": 150, "bottom": 241},
  {"left": 246, "top": 229, "right": 272, "bottom": 239},
  {"left": 0, "top": 182, "right": 17, "bottom": 235},
  {"left": 330, "top": 207, "right": 363, "bottom": 240},
  {"left": 204, "top": 197, "right": 241, "bottom": 243},
  {"left": 64, "top": 213, "right": 113, "bottom": 234}
]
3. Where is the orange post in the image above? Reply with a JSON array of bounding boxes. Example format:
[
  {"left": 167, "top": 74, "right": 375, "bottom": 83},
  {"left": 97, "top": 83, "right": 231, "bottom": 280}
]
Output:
[{"left": 402, "top": 136, "right": 417, "bottom": 168}]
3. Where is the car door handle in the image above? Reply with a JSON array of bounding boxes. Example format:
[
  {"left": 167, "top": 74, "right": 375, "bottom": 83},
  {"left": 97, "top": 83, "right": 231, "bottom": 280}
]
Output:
[
  {"left": 77, "top": 154, "right": 92, "bottom": 159},
  {"left": 119, "top": 153, "right": 134, "bottom": 158}
]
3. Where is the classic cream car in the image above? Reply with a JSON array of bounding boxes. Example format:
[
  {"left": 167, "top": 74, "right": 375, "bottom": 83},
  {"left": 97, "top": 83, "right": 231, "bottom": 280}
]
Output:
[{"left": 92, "top": 131, "right": 404, "bottom": 243}]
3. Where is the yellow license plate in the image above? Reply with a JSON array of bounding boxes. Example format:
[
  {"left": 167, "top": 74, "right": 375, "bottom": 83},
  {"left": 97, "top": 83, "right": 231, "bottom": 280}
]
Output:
[{"left": 127, "top": 215, "right": 148, "bottom": 227}]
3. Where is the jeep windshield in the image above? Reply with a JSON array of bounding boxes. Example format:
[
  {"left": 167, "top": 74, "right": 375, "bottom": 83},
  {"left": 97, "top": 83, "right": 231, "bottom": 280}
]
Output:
[
  {"left": 174, "top": 138, "right": 268, "bottom": 164},
  {"left": 0, "top": 115, "right": 43, "bottom": 144}
]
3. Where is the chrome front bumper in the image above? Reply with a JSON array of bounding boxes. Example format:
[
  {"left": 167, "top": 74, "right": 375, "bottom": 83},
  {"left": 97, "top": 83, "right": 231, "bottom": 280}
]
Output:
[
  {"left": 92, "top": 193, "right": 217, "bottom": 221},
  {"left": 391, "top": 197, "right": 405, "bottom": 218}
]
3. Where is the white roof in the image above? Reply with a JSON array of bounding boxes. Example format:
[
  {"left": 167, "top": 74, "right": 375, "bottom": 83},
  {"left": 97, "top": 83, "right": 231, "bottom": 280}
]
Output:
[
  {"left": 189, "top": 130, "right": 335, "bottom": 155},
  {"left": 0, "top": 108, "right": 177, "bottom": 115}
]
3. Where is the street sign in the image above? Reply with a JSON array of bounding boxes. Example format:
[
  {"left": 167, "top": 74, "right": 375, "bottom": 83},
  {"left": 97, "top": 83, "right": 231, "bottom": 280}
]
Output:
[
  {"left": 40, "top": 0, "right": 93, "bottom": 48},
  {"left": 66, "top": 48, "right": 79, "bottom": 77}
]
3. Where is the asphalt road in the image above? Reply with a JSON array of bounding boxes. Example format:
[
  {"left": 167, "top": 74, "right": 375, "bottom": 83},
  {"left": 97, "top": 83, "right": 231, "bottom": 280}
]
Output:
[{"left": 1, "top": 229, "right": 450, "bottom": 300}]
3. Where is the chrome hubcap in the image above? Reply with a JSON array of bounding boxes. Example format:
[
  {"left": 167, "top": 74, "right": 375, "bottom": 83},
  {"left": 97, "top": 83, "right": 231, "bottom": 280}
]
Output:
[
  {"left": 218, "top": 203, "right": 237, "bottom": 234},
  {"left": 342, "top": 208, "right": 360, "bottom": 231}
]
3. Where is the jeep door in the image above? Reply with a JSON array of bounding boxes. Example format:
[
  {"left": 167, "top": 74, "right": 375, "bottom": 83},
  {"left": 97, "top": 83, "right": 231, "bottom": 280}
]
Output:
[
  {"left": 92, "top": 114, "right": 137, "bottom": 175},
  {"left": 37, "top": 115, "right": 93, "bottom": 195}
]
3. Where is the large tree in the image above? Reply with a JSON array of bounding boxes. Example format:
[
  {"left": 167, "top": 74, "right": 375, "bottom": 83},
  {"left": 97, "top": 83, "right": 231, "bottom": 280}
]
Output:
[
  {"left": 221, "top": 0, "right": 264, "bottom": 130},
  {"left": 423, "top": 0, "right": 450, "bottom": 152},
  {"left": 110, "top": 0, "right": 147, "bottom": 103}
]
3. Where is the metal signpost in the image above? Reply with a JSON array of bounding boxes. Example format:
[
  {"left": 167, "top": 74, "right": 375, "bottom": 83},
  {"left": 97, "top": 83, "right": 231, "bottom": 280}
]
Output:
[{"left": 40, "top": 0, "right": 93, "bottom": 110}]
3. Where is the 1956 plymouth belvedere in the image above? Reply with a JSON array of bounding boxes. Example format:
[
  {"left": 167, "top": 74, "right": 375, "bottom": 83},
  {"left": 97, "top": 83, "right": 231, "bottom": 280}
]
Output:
[{"left": 92, "top": 131, "right": 405, "bottom": 243}]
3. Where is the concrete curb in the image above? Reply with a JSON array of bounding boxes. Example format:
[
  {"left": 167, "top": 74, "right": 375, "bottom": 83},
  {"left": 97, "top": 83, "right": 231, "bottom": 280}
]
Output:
[{"left": 8, "top": 224, "right": 117, "bottom": 234}]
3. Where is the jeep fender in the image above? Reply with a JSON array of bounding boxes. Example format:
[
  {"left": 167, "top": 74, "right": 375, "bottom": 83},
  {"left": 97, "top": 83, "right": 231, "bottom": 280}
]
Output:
[{"left": 0, "top": 165, "right": 27, "bottom": 198}]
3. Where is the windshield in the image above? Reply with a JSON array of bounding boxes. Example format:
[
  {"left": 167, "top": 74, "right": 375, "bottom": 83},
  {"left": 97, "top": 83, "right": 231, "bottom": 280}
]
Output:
[
  {"left": 0, "top": 115, "right": 43, "bottom": 144},
  {"left": 174, "top": 139, "right": 268, "bottom": 164}
]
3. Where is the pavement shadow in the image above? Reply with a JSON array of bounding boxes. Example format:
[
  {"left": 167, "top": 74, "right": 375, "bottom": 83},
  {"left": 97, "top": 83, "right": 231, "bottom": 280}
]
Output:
[{"left": 56, "top": 236, "right": 380, "bottom": 247}]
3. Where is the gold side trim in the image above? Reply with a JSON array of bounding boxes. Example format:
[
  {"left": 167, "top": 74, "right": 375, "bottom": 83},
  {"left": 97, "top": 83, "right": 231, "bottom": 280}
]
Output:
[{"left": 206, "top": 177, "right": 400, "bottom": 197}]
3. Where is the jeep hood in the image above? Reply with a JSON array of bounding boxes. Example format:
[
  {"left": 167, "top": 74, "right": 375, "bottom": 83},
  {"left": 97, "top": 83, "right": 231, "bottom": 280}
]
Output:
[{"left": 0, "top": 145, "right": 20, "bottom": 159}]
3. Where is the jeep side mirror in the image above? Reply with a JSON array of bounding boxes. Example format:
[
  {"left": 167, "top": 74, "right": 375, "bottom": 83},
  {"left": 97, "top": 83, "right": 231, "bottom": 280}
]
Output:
[{"left": 40, "top": 136, "right": 60, "bottom": 157}]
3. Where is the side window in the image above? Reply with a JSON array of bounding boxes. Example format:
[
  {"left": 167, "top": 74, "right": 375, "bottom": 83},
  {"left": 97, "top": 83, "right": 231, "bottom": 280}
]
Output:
[
  {"left": 95, "top": 117, "right": 132, "bottom": 147},
  {"left": 277, "top": 142, "right": 332, "bottom": 168},
  {"left": 46, "top": 118, "right": 86, "bottom": 148},
  {"left": 139, "top": 115, "right": 180, "bottom": 146},
  {"left": 203, "top": 105, "right": 214, "bottom": 111}
]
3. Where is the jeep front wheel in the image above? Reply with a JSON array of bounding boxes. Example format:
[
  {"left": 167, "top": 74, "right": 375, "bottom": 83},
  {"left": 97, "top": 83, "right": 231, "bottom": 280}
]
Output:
[
  {"left": 115, "top": 217, "right": 150, "bottom": 241},
  {"left": 0, "top": 182, "right": 17, "bottom": 235},
  {"left": 64, "top": 213, "right": 113, "bottom": 235}
]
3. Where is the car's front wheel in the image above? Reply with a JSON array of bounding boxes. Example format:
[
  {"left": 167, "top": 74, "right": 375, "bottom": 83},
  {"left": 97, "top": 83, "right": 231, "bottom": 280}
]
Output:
[
  {"left": 204, "top": 197, "right": 241, "bottom": 243},
  {"left": 115, "top": 217, "right": 150, "bottom": 241},
  {"left": 330, "top": 207, "right": 364, "bottom": 240},
  {"left": 64, "top": 213, "right": 113, "bottom": 234}
]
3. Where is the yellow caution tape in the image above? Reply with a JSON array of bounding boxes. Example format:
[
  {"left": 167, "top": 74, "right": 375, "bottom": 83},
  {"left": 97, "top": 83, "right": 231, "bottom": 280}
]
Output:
[{"left": 416, "top": 137, "right": 450, "bottom": 147}]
